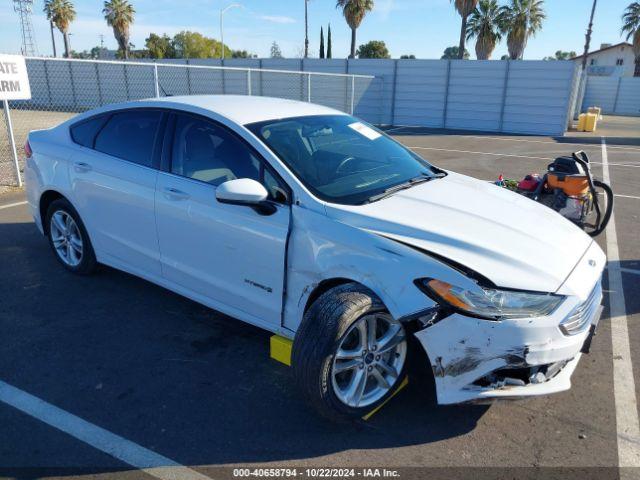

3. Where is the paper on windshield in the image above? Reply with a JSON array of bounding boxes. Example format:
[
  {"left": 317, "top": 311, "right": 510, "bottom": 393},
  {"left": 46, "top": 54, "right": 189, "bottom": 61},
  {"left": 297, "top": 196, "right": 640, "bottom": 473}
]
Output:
[{"left": 348, "top": 122, "right": 382, "bottom": 141}]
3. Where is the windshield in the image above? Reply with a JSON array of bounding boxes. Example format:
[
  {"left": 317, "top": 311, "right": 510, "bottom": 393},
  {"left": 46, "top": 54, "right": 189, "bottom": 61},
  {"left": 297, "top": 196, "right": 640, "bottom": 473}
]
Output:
[{"left": 246, "top": 115, "right": 443, "bottom": 205}]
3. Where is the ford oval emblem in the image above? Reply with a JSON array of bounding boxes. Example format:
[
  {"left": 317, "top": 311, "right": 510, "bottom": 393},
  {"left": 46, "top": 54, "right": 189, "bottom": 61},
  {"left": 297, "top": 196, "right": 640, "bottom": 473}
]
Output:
[{"left": 588, "top": 259, "right": 596, "bottom": 267}]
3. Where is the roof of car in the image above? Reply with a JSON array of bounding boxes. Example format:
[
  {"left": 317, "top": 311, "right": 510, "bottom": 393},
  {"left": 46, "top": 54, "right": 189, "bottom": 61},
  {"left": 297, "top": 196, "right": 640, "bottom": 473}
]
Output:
[{"left": 151, "top": 95, "right": 347, "bottom": 125}]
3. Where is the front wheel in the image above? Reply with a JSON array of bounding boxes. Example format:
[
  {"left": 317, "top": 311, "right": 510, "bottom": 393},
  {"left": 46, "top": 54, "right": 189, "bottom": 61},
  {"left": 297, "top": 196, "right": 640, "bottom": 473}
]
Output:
[{"left": 292, "top": 283, "right": 408, "bottom": 422}]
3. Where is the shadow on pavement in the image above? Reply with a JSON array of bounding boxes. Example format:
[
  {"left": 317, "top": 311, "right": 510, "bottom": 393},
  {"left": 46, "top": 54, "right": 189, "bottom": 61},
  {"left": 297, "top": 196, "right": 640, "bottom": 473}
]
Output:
[{"left": 0, "top": 220, "right": 488, "bottom": 474}]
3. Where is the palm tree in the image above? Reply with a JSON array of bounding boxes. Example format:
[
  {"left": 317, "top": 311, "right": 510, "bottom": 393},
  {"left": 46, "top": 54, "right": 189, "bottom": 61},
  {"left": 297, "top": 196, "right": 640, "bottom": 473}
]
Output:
[
  {"left": 43, "top": 0, "right": 76, "bottom": 58},
  {"left": 466, "top": 0, "right": 507, "bottom": 60},
  {"left": 451, "top": 0, "right": 479, "bottom": 59},
  {"left": 336, "top": 0, "right": 374, "bottom": 59},
  {"left": 502, "top": 0, "right": 546, "bottom": 60},
  {"left": 622, "top": 2, "right": 640, "bottom": 77},
  {"left": 103, "top": 0, "right": 135, "bottom": 59}
]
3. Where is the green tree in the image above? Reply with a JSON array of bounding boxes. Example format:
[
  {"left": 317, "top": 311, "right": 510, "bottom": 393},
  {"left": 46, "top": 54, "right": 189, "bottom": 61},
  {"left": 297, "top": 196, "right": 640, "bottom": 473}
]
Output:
[
  {"left": 43, "top": 0, "right": 76, "bottom": 58},
  {"left": 502, "top": 0, "right": 546, "bottom": 60},
  {"left": 232, "top": 50, "right": 255, "bottom": 58},
  {"left": 171, "top": 31, "right": 229, "bottom": 59},
  {"left": 327, "top": 23, "right": 333, "bottom": 58},
  {"left": 103, "top": 0, "right": 135, "bottom": 59},
  {"left": 622, "top": 1, "right": 640, "bottom": 76},
  {"left": 336, "top": 0, "right": 374, "bottom": 59},
  {"left": 441, "top": 46, "right": 470, "bottom": 59},
  {"left": 466, "top": 0, "right": 507, "bottom": 60},
  {"left": 145, "top": 33, "right": 174, "bottom": 59},
  {"left": 543, "top": 50, "right": 577, "bottom": 61},
  {"left": 270, "top": 41, "right": 283, "bottom": 58},
  {"left": 356, "top": 40, "right": 390, "bottom": 59},
  {"left": 400, "top": 54, "right": 416, "bottom": 59},
  {"left": 320, "top": 26, "right": 325, "bottom": 58},
  {"left": 450, "top": 0, "right": 479, "bottom": 59}
]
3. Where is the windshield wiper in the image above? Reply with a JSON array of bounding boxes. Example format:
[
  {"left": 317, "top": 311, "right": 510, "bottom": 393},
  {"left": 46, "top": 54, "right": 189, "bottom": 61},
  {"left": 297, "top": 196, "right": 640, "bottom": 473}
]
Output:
[{"left": 365, "top": 172, "right": 442, "bottom": 204}]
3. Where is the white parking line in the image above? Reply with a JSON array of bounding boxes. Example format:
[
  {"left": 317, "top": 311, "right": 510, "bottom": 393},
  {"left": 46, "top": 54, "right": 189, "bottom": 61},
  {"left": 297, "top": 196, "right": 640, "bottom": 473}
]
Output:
[
  {"left": 408, "top": 146, "right": 640, "bottom": 168},
  {"left": 0, "top": 200, "right": 27, "bottom": 210},
  {"left": 601, "top": 138, "right": 640, "bottom": 471},
  {"left": 392, "top": 130, "right": 640, "bottom": 153},
  {"left": 0, "top": 380, "right": 212, "bottom": 480},
  {"left": 409, "top": 146, "right": 552, "bottom": 160}
]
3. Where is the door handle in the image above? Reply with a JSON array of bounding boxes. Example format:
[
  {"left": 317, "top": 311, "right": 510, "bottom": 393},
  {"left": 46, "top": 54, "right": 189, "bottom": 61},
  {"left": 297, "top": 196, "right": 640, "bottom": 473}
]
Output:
[
  {"left": 162, "top": 187, "right": 190, "bottom": 201},
  {"left": 73, "top": 161, "right": 92, "bottom": 173}
]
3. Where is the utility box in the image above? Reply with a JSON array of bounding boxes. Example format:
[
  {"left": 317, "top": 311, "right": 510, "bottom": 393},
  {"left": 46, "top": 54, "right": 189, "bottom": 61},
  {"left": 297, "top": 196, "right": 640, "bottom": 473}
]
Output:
[
  {"left": 587, "top": 106, "right": 603, "bottom": 120},
  {"left": 578, "top": 113, "right": 598, "bottom": 132}
]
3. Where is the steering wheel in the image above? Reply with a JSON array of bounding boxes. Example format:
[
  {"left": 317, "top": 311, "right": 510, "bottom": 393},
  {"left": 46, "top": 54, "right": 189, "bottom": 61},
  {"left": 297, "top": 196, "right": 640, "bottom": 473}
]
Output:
[{"left": 336, "top": 156, "right": 358, "bottom": 174}]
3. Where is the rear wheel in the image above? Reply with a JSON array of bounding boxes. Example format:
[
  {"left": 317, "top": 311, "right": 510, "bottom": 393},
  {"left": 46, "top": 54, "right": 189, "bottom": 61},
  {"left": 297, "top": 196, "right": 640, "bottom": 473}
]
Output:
[
  {"left": 46, "top": 198, "right": 97, "bottom": 275},
  {"left": 292, "top": 283, "right": 408, "bottom": 421}
]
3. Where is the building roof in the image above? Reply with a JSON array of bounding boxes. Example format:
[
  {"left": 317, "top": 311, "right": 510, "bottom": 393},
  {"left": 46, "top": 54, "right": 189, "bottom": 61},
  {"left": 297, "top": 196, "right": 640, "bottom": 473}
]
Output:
[{"left": 572, "top": 42, "right": 633, "bottom": 60}]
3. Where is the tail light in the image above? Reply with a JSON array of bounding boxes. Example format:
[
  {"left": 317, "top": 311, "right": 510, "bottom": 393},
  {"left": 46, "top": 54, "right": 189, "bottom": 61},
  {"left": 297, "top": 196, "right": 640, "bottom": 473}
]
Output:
[{"left": 24, "top": 140, "right": 32, "bottom": 158}]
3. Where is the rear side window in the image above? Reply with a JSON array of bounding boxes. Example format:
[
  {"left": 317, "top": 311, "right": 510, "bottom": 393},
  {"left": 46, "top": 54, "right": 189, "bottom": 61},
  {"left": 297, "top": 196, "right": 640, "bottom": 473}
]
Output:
[
  {"left": 70, "top": 115, "right": 109, "bottom": 148},
  {"left": 94, "top": 110, "right": 162, "bottom": 167}
]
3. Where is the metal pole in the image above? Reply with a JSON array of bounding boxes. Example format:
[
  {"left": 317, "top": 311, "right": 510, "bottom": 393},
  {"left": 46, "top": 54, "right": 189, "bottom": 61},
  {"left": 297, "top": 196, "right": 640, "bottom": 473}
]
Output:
[
  {"left": 573, "top": 0, "right": 598, "bottom": 119},
  {"left": 350, "top": 75, "right": 355, "bottom": 115},
  {"left": 247, "top": 69, "right": 252, "bottom": 95},
  {"left": 390, "top": 59, "right": 398, "bottom": 126},
  {"left": 220, "top": 4, "right": 242, "bottom": 60},
  {"left": 3, "top": 100, "right": 22, "bottom": 188},
  {"left": 307, "top": 73, "right": 311, "bottom": 102},
  {"left": 50, "top": 21, "right": 57, "bottom": 57},
  {"left": 442, "top": 60, "right": 452, "bottom": 128},
  {"left": 581, "top": 0, "right": 598, "bottom": 72},
  {"left": 95, "top": 61, "right": 103, "bottom": 105},
  {"left": 68, "top": 60, "right": 78, "bottom": 110},
  {"left": 153, "top": 64, "right": 160, "bottom": 98},
  {"left": 612, "top": 76, "right": 622, "bottom": 114},
  {"left": 498, "top": 60, "right": 511, "bottom": 132},
  {"left": 304, "top": 0, "right": 309, "bottom": 59},
  {"left": 220, "top": 9, "right": 224, "bottom": 60}
]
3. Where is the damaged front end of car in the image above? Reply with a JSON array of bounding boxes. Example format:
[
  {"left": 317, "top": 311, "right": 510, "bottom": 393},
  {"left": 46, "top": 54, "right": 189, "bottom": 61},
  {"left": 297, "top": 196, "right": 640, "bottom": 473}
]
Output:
[{"left": 406, "top": 253, "right": 604, "bottom": 405}]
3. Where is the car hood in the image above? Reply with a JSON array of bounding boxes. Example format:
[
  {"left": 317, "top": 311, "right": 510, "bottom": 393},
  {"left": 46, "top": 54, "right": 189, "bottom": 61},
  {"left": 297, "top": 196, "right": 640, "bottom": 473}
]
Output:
[{"left": 326, "top": 172, "right": 593, "bottom": 293}]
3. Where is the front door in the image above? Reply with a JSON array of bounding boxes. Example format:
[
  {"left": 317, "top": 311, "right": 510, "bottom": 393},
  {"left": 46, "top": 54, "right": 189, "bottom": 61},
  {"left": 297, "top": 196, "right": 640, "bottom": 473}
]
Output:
[{"left": 155, "top": 112, "right": 290, "bottom": 329}]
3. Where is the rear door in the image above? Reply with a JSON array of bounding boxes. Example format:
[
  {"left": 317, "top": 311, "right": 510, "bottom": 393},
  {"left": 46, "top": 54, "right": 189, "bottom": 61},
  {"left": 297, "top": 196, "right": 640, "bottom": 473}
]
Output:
[
  {"left": 68, "top": 109, "right": 165, "bottom": 278},
  {"left": 155, "top": 112, "right": 291, "bottom": 329}
]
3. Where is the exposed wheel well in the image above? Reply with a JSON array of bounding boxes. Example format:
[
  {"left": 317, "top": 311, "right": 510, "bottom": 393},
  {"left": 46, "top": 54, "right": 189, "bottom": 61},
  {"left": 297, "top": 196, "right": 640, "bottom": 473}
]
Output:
[
  {"left": 303, "top": 278, "right": 363, "bottom": 314},
  {"left": 39, "top": 190, "right": 65, "bottom": 235}
]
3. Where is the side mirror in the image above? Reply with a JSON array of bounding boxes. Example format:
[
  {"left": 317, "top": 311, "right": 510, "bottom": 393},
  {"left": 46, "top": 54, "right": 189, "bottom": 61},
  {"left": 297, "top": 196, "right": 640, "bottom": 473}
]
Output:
[{"left": 216, "top": 178, "right": 276, "bottom": 215}]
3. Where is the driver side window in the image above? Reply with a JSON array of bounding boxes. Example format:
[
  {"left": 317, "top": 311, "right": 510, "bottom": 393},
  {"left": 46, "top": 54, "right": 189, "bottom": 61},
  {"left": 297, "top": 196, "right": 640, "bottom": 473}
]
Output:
[{"left": 171, "top": 114, "right": 261, "bottom": 187}]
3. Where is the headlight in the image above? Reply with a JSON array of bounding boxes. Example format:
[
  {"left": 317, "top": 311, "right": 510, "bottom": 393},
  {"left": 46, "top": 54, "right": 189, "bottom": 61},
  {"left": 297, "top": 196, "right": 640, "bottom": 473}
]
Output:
[{"left": 418, "top": 278, "right": 564, "bottom": 320}]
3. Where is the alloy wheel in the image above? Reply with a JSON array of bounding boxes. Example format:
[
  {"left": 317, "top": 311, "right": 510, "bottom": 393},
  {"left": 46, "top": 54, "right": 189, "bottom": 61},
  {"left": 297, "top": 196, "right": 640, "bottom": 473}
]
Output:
[
  {"left": 50, "top": 210, "right": 83, "bottom": 267},
  {"left": 331, "top": 312, "right": 407, "bottom": 408}
]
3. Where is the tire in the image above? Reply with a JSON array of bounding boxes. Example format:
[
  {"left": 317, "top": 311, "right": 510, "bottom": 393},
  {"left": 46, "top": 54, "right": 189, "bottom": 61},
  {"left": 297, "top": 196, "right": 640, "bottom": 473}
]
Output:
[
  {"left": 292, "top": 283, "right": 408, "bottom": 422},
  {"left": 45, "top": 198, "right": 97, "bottom": 275}
]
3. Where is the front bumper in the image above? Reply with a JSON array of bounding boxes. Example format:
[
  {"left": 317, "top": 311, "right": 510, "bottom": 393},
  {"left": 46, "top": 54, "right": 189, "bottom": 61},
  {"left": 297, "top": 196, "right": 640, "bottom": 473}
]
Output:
[{"left": 414, "top": 241, "right": 606, "bottom": 405}]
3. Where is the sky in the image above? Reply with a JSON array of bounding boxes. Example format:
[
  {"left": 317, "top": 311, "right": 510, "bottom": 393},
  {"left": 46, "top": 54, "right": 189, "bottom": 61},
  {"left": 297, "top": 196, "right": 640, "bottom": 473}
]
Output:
[{"left": 0, "top": 0, "right": 633, "bottom": 60}]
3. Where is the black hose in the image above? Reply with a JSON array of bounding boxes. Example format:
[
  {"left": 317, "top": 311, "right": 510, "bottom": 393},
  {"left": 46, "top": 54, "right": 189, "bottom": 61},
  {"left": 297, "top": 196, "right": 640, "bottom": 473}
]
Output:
[{"left": 589, "top": 180, "right": 614, "bottom": 237}]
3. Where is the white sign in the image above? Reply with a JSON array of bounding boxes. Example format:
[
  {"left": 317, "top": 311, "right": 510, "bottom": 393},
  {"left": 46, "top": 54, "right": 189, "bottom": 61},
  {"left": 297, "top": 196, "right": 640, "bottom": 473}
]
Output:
[
  {"left": 0, "top": 54, "right": 31, "bottom": 101},
  {"left": 348, "top": 122, "right": 382, "bottom": 141}
]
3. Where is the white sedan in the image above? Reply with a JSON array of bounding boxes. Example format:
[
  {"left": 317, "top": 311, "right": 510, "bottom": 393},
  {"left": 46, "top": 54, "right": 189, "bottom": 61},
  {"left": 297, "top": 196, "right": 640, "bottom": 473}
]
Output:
[{"left": 25, "top": 95, "right": 605, "bottom": 420}]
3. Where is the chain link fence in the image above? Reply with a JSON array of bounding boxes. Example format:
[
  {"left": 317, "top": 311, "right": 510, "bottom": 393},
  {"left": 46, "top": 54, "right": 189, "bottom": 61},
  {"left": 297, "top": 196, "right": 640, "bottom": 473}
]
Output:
[{"left": 1, "top": 57, "right": 383, "bottom": 187}]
